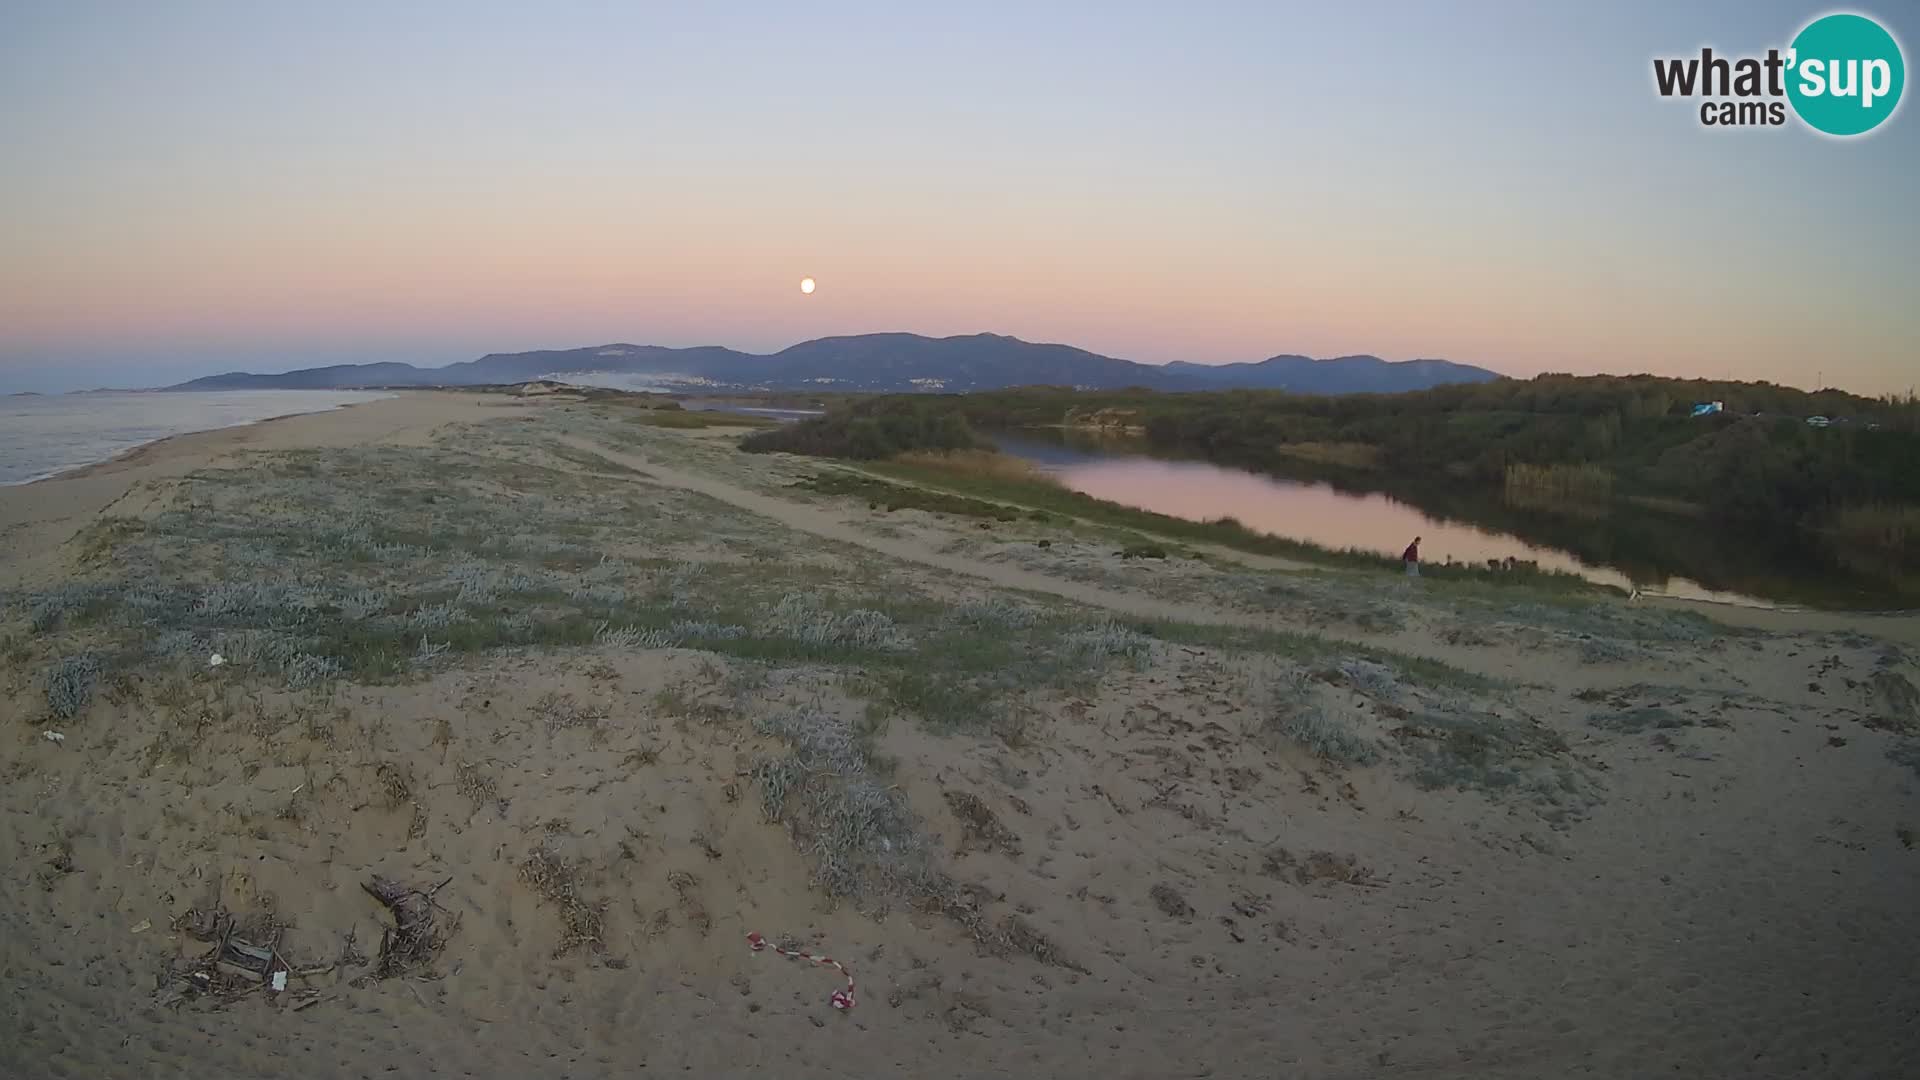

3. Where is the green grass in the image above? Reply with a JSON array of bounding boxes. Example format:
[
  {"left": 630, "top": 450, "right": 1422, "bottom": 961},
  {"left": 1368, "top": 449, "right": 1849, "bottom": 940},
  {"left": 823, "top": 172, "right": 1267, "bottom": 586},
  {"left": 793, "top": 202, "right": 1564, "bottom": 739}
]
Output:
[
  {"left": 633, "top": 410, "right": 779, "bottom": 430},
  {"left": 18, "top": 413, "right": 1500, "bottom": 759},
  {"left": 748, "top": 703, "right": 1074, "bottom": 964},
  {"left": 1586, "top": 705, "right": 1693, "bottom": 733},
  {"left": 539, "top": 443, "right": 653, "bottom": 476},
  {"left": 850, "top": 459, "right": 1605, "bottom": 594},
  {"left": 1139, "top": 618, "right": 1498, "bottom": 693},
  {"left": 796, "top": 470, "right": 1035, "bottom": 522},
  {"left": 1271, "top": 704, "right": 1380, "bottom": 765},
  {"left": 17, "top": 432, "right": 1175, "bottom": 731},
  {"left": 1398, "top": 710, "right": 1595, "bottom": 824}
]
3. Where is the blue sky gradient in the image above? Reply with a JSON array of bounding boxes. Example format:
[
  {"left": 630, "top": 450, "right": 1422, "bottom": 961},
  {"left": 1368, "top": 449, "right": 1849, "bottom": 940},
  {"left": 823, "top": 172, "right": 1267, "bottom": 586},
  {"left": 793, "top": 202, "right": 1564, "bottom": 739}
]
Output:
[{"left": 1, "top": 1, "right": 1913, "bottom": 393}]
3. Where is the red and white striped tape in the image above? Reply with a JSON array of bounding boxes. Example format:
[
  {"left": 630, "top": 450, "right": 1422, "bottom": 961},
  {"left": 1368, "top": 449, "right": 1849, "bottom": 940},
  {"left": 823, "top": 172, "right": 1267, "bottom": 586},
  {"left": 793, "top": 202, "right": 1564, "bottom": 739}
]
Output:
[{"left": 747, "top": 931, "right": 856, "bottom": 1010}]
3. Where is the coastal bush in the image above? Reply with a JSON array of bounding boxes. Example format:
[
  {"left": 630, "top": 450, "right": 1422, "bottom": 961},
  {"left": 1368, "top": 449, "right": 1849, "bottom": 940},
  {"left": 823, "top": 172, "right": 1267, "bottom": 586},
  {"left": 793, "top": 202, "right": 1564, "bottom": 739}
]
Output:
[
  {"left": 14, "top": 418, "right": 1481, "bottom": 775},
  {"left": 668, "top": 620, "right": 748, "bottom": 641},
  {"left": 593, "top": 622, "right": 675, "bottom": 650},
  {"left": 742, "top": 399, "right": 981, "bottom": 459},
  {"left": 206, "top": 629, "right": 304, "bottom": 670},
  {"left": 339, "top": 588, "right": 392, "bottom": 621},
  {"left": 1335, "top": 658, "right": 1402, "bottom": 698},
  {"left": 1058, "top": 620, "right": 1154, "bottom": 667},
  {"left": 658, "top": 560, "right": 705, "bottom": 609},
  {"left": 285, "top": 653, "right": 344, "bottom": 688},
  {"left": 1578, "top": 637, "right": 1637, "bottom": 664},
  {"left": 1826, "top": 503, "right": 1920, "bottom": 566},
  {"left": 44, "top": 653, "right": 102, "bottom": 720},
  {"left": 761, "top": 592, "right": 910, "bottom": 651},
  {"left": 444, "top": 560, "right": 513, "bottom": 605},
  {"left": 1587, "top": 705, "right": 1690, "bottom": 733},
  {"left": 1403, "top": 708, "right": 1594, "bottom": 823},
  {"left": 944, "top": 597, "right": 1040, "bottom": 631},
  {"left": 752, "top": 704, "right": 938, "bottom": 910},
  {"left": 1270, "top": 705, "right": 1379, "bottom": 766},
  {"left": 29, "top": 583, "right": 115, "bottom": 633},
  {"left": 566, "top": 583, "right": 629, "bottom": 609},
  {"left": 892, "top": 449, "right": 1060, "bottom": 485},
  {"left": 796, "top": 470, "right": 1019, "bottom": 521},
  {"left": 754, "top": 382, "right": 1920, "bottom": 598},
  {"left": 121, "top": 582, "right": 194, "bottom": 625},
  {"left": 1504, "top": 462, "right": 1613, "bottom": 501},
  {"left": 405, "top": 602, "right": 469, "bottom": 632},
  {"left": 196, "top": 581, "right": 298, "bottom": 622}
]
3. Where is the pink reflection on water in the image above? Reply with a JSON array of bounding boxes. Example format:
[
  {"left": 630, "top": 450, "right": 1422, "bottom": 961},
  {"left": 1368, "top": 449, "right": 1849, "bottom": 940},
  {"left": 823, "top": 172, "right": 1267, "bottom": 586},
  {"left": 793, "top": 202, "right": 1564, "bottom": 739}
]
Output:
[{"left": 1051, "top": 458, "right": 1767, "bottom": 607}]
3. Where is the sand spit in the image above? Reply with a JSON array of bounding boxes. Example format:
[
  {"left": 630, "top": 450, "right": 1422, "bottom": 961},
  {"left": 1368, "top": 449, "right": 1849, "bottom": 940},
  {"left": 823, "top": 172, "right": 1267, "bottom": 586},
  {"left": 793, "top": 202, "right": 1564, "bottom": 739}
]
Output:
[{"left": 4, "top": 393, "right": 1918, "bottom": 1079}]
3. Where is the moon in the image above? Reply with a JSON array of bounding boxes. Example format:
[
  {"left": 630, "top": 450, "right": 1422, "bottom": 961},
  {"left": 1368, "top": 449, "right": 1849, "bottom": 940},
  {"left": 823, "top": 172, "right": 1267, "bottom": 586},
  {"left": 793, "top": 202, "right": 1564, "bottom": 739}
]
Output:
[{"left": 799, "top": 277, "right": 816, "bottom": 295}]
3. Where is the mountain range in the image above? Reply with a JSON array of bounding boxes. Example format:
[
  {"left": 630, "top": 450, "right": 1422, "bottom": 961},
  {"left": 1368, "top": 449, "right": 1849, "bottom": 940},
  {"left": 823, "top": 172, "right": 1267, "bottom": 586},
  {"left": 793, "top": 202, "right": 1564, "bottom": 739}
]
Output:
[{"left": 168, "top": 333, "right": 1501, "bottom": 395}]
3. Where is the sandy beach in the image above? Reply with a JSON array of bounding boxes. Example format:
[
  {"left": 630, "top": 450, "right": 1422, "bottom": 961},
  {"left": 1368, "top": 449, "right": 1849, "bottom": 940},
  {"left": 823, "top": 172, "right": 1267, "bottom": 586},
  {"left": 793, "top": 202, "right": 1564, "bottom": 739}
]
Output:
[{"left": 4, "top": 391, "right": 1918, "bottom": 1079}]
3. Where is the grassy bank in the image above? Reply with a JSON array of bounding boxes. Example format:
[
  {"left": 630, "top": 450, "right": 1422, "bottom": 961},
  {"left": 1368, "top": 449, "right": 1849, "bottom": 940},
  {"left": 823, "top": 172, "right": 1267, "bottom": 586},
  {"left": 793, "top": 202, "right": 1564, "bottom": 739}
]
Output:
[
  {"left": 630, "top": 409, "right": 781, "bottom": 430},
  {"left": 1828, "top": 504, "right": 1920, "bottom": 564},
  {"left": 747, "top": 380, "right": 1920, "bottom": 536},
  {"left": 1505, "top": 462, "right": 1613, "bottom": 501},
  {"left": 835, "top": 452, "right": 1605, "bottom": 594},
  {"left": 11, "top": 412, "right": 1505, "bottom": 739},
  {"left": 745, "top": 384, "right": 1920, "bottom": 606}
]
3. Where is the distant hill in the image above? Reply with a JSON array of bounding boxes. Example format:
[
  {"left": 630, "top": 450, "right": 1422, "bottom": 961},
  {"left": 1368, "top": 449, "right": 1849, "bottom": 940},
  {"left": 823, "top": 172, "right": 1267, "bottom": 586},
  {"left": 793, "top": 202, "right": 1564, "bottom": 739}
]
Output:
[
  {"left": 167, "top": 333, "right": 1502, "bottom": 395},
  {"left": 173, "top": 362, "right": 439, "bottom": 391},
  {"left": 1163, "top": 354, "right": 1499, "bottom": 393}
]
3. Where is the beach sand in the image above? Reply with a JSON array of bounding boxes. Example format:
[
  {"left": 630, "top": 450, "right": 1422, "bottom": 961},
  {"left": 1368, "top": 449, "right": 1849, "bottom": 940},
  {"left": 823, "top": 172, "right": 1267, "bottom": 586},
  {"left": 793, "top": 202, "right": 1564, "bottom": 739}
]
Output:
[
  {"left": 0, "top": 393, "right": 499, "bottom": 589},
  {"left": 3, "top": 391, "right": 1917, "bottom": 1079}
]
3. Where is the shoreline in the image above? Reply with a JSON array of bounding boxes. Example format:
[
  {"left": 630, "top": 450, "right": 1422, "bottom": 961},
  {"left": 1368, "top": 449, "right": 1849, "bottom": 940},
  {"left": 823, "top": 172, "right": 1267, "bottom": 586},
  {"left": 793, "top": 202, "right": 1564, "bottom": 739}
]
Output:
[
  {"left": 0, "top": 391, "right": 501, "bottom": 588},
  {"left": 4, "top": 391, "right": 1918, "bottom": 1077},
  {"left": 7, "top": 391, "right": 1912, "bottom": 636},
  {"left": 2, "top": 390, "right": 399, "bottom": 489}
]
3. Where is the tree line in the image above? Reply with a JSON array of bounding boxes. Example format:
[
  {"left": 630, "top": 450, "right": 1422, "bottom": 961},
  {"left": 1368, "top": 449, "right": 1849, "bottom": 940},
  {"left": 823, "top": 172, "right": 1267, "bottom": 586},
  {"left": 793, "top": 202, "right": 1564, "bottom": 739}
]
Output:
[{"left": 742, "top": 374, "right": 1920, "bottom": 573}]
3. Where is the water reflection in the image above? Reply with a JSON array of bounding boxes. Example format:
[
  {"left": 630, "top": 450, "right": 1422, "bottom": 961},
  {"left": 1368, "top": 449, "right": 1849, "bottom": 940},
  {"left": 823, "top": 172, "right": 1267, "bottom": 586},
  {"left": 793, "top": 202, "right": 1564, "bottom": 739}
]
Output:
[{"left": 983, "top": 430, "right": 1850, "bottom": 609}]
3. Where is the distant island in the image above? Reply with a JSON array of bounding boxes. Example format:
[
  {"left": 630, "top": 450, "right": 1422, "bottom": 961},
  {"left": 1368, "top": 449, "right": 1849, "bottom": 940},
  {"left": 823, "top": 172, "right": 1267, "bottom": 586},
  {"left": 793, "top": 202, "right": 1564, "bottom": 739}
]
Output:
[{"left": 165, "top": 333, "right": 1502, "bottom": 396}]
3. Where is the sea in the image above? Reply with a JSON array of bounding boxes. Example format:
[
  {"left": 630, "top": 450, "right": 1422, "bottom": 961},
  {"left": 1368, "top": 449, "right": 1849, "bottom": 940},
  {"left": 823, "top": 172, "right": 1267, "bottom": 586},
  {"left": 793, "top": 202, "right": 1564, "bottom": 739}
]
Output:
[{"left": 0, "top": 390, "right": 395, "bottom": 485}]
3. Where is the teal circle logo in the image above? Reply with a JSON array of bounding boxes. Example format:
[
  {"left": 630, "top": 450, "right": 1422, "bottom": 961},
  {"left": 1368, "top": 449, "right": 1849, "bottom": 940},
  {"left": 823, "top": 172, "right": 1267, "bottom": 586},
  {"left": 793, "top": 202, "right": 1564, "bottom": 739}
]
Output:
[{"left": 1787, "top": 13, "right": 1905, "bottom": 136}]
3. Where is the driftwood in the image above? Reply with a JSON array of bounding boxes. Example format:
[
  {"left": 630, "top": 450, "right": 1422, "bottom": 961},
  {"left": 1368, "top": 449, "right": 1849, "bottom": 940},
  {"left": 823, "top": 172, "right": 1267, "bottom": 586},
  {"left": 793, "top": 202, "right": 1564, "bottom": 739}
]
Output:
[
  {"left": 154, "top": 877, "right": 450, "bottom": 1010},
  {"left": 361, "top": 875, "right": 454, "bottom": 978},
  {"left": 157, "top": 909, "right": 286, "bottom": 1007}
]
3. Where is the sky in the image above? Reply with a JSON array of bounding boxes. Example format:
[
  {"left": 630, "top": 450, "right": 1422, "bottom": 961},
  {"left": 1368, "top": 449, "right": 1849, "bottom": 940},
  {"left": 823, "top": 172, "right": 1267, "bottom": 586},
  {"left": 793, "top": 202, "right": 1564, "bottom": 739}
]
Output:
[{"left": 1, "top": 1, "right": 1915, "bottom": 395}]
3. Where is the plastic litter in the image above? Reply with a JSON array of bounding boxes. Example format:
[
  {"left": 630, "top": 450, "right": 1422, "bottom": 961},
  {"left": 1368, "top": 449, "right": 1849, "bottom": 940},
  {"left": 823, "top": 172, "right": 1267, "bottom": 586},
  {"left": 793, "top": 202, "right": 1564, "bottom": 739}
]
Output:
[
  {"left": 271, "top": 970, "right": 288, "bottom": 992},
  {"left": 747, "top": 931, "right": 856, "bottom": 1010},
  {"left": 208, "top": 653, "right": 226, "bottom": 668},
  {"left": 42, "top": 731, "right": 65, "bottom": 744}
]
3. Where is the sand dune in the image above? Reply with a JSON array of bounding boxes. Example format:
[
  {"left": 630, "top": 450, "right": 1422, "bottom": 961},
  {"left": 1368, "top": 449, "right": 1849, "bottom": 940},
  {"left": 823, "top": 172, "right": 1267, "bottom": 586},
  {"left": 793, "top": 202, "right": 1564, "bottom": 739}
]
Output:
[{"left": 4, "top": 393, "right": 1918, "bottom": 1079}]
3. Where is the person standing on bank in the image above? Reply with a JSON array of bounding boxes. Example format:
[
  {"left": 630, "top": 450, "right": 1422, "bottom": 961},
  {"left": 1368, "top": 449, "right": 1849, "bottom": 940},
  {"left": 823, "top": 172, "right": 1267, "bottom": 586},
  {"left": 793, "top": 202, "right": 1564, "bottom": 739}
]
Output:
[{"left": 1401, "top": 536, "right": 1421, "bottom": 577}]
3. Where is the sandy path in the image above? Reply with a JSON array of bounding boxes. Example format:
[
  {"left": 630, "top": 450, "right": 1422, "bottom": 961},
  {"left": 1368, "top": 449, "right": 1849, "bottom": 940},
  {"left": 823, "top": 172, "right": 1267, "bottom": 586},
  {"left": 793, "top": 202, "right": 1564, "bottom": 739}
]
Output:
[
  {"left": 1648, "top": 595, "right": 1920, "bottom": 648},
  {"left": 4, "top": 399, "right": 1917, "bottom": 1079},
  {"left": 562, "top": 437, "right": 1272, "bottom": 628},
  {"left": 563, "top": 437, "right": 1920, "bottom": 686},
  {"left": 833, "top": 461, "right": 1317, "bottom": 574}
]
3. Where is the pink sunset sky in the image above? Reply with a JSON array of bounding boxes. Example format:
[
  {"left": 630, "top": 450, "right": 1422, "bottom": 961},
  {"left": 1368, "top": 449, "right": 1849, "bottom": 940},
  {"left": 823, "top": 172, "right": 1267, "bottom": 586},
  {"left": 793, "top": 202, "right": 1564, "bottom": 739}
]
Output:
[{"left": 1, "top": 2, "right": 1914, "bottom": 394}]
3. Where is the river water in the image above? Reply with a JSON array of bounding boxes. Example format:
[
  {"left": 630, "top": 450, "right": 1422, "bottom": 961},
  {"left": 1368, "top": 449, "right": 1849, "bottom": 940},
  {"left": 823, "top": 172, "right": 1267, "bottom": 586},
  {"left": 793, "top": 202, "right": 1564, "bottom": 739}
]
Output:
[{"left": 983, "top": 430, "right": 1805, "bottom": 608}]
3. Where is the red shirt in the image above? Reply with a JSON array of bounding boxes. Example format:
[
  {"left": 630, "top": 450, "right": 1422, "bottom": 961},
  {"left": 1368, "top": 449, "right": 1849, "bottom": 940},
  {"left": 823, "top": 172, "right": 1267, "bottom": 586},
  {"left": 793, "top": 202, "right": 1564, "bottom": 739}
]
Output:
[{"left": 1401, "top": 542, "right": 1419, "bottom": 562}]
